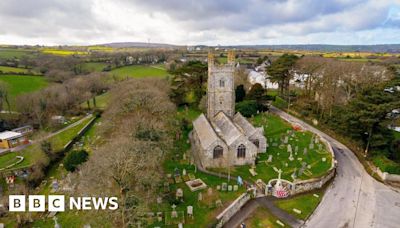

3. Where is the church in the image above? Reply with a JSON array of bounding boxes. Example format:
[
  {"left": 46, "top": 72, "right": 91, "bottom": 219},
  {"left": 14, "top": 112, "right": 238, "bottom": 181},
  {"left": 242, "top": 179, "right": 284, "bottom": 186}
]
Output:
[{"left": 191, "top": 51, "right": 267, "bottom": 168}]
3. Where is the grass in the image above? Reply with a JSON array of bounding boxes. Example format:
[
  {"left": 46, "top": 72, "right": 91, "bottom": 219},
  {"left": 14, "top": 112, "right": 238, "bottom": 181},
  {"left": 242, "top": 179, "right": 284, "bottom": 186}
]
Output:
[
  {"left": 372, "top": 154, "right": 400, "bottom": 174},
  {"left": 0, "top": 74, "right": 49, "bottom": 110},
  {"left": 274, "top": 189, "right": 324, "bottom": 220},
  {"left": 82, "top": 62, "right": 108, "bottom": 72},
  {"left": 0, "top": 48, "right": 35, "bottom": 59},
  {"left": 0, "top": 116, "right": 94, "bottom": 170},
  {"left": 81, "top": 92, "right": 111, "bottom": 110},
  {"left": 213, "top": 112, "right": 332, "bottom": 183},
  {"left": 244, "top": 207, "right": 288, "bottom": 228},
  {"left": 0, "top": 66, "right": 30, "bottom": 74},
  {"left": 109, "top": 65, "right": 168, "bottom": 79}
]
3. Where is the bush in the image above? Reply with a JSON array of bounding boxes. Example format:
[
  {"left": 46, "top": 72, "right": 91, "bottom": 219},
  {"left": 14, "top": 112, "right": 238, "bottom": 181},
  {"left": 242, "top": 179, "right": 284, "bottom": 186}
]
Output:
[
  {"left": 63, "top": 150, "right": 89, "bottom": 172},
  {"left": 236, "top": 100, "right": 258, "bottom": 117}
]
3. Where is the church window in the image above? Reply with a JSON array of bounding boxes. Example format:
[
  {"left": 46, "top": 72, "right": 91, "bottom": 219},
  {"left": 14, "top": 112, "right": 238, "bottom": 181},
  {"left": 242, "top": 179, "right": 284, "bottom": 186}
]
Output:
[
  {"left": 237, "top": 144, "right": 246, "bottom": 158},
  {"left": 213, "top": 146, "right": 223, "bottom": 159},
  {"left": 253, "top": 139, "right": 260, "bottom": 148},
  {"left": 219, "top": 79, "right": 225, "bottom": 87}
]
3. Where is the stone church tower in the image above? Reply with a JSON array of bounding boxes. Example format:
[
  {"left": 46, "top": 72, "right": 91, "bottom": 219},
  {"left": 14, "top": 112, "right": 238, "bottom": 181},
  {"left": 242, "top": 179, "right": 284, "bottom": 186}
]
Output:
[{"left": 207, "top": 51, "right": 236, "bottom": 119}]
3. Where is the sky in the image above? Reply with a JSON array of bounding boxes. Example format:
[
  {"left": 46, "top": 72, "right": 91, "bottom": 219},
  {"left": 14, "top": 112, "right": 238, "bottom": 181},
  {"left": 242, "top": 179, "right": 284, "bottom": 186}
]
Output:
[{"left": 0, "top": 0, "right": 399, "bottom": 46}]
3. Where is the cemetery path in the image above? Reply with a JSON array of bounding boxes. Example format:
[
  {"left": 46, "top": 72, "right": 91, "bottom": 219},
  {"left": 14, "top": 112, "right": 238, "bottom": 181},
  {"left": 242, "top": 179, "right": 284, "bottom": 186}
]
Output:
[
  {"left": 32, "top": 114, "right": 93, "bottom": 144},
  {"left": 270, "top": 106, "right": 400, "bottom": 228},
  {"left": 223, "top": 197, "right": 303, "bottom": 228}
]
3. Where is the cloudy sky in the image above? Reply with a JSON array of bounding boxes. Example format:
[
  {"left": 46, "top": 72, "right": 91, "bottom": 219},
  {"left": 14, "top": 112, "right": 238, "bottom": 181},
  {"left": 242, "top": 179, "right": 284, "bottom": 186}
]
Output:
[{"left": 0, "top": 0, "right": 399, "bottom": 46}]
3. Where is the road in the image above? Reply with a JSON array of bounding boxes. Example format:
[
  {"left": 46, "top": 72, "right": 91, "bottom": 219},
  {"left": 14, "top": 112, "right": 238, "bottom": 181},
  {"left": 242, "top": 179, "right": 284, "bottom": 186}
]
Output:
[{"left": 270, "top": 106, "right": 400, "bottom": 228}]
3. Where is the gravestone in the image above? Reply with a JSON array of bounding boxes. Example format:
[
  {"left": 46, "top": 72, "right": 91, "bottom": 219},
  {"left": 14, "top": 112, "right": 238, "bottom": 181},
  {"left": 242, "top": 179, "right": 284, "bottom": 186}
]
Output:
[
  {"left": 322, "top": 157, "right": 327, "bottom": 162},
  {"left": 157, "top": 196, "right": 162, "bottom": 204},
  {"left": 303, "top": 148, "right": 308, "bottom": 155},
  {"left": 207, "top": 187, "right": 213, "bottom": 196},
  {"left": 285, "top": 163, "right": 288, "bottom": 167},
  {"left": 233, "top": 185, "right": 238, "bottom": 191},
  {"left": 182, "top": 169, "right": 186, "bottom": 176},
  {"left": 228, "top": 185, "right": 233, "bottom": 191},
  {"left": 318, "top": 144, "right": 323, "bottom": 150},
  {"left": 216, "top": 199, "right": 223, "bottom": 207},
  {"left": 171, "top": 204, "right": 178, "bottom": 218},
  {"left": 157, "top": 212, "right": 163, "bottom": 222},
  {"left": 222, "top": 182, "right": 228, "bottom": 191},
  {"left": 284, "top": 136, "right": 289, "bottom": 144},
  {"left": 287, "top": 144, "right": 293, "bottom": 153},
  {"left": 295, "top": 146, "right": 298, "bottom": 153},
  {"left": 216, "top": 185, "right": 221, "bottom": 190},
  {"left": 187, "top": 206, "right": 193, "bottom": 217},
  {"left": 309, "top": 143, "right": 314, "bottom": 150},
  {"left": 307, "top": 165, "right": 311, "bottom": 169},
  {"left": 198, "top": 192, "right": 203, "bottom": 201},
  {"left": 176, "top": 188, "right": 183, "bottom": 200},
  {"left": 267, "top": 155, "right": 273, "bottom": 163}
]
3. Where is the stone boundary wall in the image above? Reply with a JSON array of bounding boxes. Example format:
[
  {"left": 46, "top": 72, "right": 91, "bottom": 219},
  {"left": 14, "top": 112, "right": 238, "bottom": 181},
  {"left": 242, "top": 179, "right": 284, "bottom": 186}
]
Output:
[
  {"left": 276, "top": 112, "right": 337, "bottom": 195},
  {"left": 374, "top": 166, "right": 400, "bottom": 182},
  {"left": 63, "top": 115, "right": 96, "bottom": 151},
  {"left": 215, "top": 193, "right": 252, "bottom": 228}
]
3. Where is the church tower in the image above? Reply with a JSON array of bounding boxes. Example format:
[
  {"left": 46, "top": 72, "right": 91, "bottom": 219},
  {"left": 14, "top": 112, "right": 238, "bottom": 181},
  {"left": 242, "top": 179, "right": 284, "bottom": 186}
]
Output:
[{"left": 207, "top": 50, "right": 236, "bottom": 119}]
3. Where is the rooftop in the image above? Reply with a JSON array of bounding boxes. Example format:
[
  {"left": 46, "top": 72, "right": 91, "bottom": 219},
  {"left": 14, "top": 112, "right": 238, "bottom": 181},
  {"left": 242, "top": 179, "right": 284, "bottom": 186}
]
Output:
[{"left": 0, "top": 131, "right": 23, "bottom": 140}]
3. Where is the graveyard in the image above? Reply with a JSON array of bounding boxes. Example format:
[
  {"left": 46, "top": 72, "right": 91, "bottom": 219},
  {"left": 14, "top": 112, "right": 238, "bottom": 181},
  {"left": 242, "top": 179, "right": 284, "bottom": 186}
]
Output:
[{"left": 212, "top": 112, "right": 333, "bottom": 184}]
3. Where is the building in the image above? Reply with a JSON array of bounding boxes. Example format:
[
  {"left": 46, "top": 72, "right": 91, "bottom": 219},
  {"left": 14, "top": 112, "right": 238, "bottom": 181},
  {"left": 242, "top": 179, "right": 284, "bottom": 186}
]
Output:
[
  {"left": 191, "top": 51, "right": 267, "bottom": 168},
  {"left": 0, "top": 131, "right": 28, "bottom": 149}
]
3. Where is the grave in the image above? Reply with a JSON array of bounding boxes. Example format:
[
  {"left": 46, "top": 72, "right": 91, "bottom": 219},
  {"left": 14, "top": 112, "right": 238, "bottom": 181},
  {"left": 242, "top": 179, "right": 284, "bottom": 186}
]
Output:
[
  {"left": 233, "top": 185, "right": 238, "bottom": 191},
  {"left": 215, "top": 199, "right": 223, "bottom": 207},
  {"left": 207, "top": 187, "right": 213, "bottom": 196},
  {"left": 185, "top": 178, "right": 207, "bottom": 192},
  {"left": 228, "top": 185, "right": 233, "bottom": 191},
  {"left": 222, "top": 182, "right": 228, "bottom": 191},
  {"left": 198, "top": 192, "right": 203, "bottom": 201},
  {"left": 176, "top": 188, "right": 183, "bottom": 200},
  {"left": 187, "top": 206, "right": 193, "bottom": 218}
]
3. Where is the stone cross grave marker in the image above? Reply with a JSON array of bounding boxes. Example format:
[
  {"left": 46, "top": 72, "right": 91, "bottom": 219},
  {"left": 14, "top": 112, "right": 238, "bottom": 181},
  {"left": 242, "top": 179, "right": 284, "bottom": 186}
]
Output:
[{"left": 171, "top": 204, "right": 178, "bottom": 218}]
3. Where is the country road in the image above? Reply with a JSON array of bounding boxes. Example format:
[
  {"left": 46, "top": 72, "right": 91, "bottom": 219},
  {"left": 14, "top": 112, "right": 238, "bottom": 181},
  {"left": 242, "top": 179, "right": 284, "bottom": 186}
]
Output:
[{"left": 270, "top": 106, "right": 400, "bottom": 228}]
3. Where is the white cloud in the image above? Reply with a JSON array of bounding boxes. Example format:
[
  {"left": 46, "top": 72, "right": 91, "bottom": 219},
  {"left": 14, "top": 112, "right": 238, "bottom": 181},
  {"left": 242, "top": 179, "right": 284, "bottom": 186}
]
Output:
[{"left": 0, "top": 0, "right": 399, "bottom": 45}]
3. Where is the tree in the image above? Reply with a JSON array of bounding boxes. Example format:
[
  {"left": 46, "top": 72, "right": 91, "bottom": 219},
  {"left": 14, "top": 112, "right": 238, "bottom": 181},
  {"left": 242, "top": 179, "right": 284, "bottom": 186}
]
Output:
[
  {"left": 267, "top": 54, "right": 298, "bottom": 97},
  {"left": 235, "top": 85, "right": 246, "bottom": 102},
  {"left": 63, "top": 150, "right": 89, "bottom": 172},
  {"left": 236, "top": 100, "right": 258, "bottom": 117},
  {"left": 0, "top": 82, "right": 11, "bottom": 113},
  {"left": 246, "top": 83, "right": 265, "bottom": 102}
]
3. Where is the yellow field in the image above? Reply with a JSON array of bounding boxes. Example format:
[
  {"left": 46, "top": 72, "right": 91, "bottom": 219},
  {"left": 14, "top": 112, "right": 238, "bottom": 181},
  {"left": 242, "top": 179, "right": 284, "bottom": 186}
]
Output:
[{"left": 41, "top": 49, "right": 88, "bottom": 56}]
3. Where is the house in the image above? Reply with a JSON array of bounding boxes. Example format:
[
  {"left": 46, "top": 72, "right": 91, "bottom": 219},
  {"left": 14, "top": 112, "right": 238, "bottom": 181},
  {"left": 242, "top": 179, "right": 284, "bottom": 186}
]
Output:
[
  {"left": 12, "top": 125, "right": 33, "bottom": 136},
  {"left": 0, "top": 131, "right": 28, "bottom": 149}
]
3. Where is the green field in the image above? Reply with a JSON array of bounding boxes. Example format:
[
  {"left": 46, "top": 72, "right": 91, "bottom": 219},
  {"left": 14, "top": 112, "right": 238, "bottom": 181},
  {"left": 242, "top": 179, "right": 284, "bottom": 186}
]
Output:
[
  {"left": 0, "top": 66, "right": 28, "bottom": 73},
  {"left": 110, "top": 65, "right": 168, "bottom": 79},
  {"left": 0, "top": 75, "right": 49, "bottom": 110},
  {"left": 0, "top": 48, "right": 35, "bottom": 59},
  {"left": 245, "top": 207, "right": 288, "bottom": 227},
  {"left": 81, "top": 62, "right": 108, "bottom": 72}
]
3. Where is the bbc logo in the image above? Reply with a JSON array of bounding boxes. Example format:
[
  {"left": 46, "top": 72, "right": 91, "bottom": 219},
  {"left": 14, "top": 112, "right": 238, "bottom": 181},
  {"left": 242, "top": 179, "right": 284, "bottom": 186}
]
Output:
[{"left": 9, "top": 195, "right": 65, "bottom": 212}]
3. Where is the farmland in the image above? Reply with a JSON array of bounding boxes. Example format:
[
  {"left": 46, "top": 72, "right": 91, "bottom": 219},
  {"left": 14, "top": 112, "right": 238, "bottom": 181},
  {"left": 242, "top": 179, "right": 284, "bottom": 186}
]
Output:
[
  {"left": 0, "top": 48, "right": 36, "bottom": 59},
  {"left": 110, "top": 65, "right": 168, "bottom": 78},
  {"left": 0, "top": 75, "right": 49, "bottom": 110},
  {"left": 0, "top": 66, "right": 30, "bottom": 74}
]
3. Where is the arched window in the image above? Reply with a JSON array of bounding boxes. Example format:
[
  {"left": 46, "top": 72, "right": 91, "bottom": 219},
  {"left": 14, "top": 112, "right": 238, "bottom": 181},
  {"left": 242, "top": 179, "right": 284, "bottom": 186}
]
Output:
[
  {"left": 237, "top": 144, "right": 246, "bottom": 158},
  {"left": 213, "top": 146, "right": 223, "bottom": 159},
  {"left": 219, "top": 79, "right": 225, "bottom": 87},
  {"left": 252, "top": 139, "right": 260, "bottom": 148}
]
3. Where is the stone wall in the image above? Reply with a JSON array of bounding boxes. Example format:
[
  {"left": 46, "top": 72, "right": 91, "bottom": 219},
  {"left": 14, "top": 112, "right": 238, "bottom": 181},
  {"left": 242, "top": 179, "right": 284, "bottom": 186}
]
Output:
[
  {"left": 291, "top": 168, "right": 335, "bottom": 195},
  {"left": 215, "top": 193, "right": 252, "bottom": 228},
  {"left": 375, "top": 166, "right": 400, "bottom": 183}
]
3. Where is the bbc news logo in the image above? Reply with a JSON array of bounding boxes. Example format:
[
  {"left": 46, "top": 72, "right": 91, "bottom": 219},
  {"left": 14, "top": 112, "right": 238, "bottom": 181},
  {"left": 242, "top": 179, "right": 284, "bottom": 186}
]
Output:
[{"left": 9, "top": 195, "right": 118, "bottom": 212}]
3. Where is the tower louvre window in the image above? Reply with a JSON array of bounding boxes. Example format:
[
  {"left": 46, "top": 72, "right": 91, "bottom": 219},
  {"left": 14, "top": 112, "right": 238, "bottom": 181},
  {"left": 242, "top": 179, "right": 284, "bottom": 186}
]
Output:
[{"left": 219, "top": 79, "right": 225, "bottom": 87}]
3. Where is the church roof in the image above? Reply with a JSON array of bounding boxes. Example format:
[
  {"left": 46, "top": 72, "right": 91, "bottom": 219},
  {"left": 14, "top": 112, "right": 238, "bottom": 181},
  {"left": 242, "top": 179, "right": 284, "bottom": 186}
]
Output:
[
  {"left": 193, "top": 114, "right": 219, "bottom": 149},
  {"left": 212, "top": 111, "right": 243, "bottom": 145},
  {"left": 233, "top": 112, "right": 258, "bottom": 137}
]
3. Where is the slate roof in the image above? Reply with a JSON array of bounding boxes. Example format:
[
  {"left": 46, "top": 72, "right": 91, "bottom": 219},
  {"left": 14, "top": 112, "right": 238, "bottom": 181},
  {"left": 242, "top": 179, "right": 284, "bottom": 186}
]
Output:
[
  {"left": 212, "top": 111, "right": 243, "bottom": 145},
  {"left": 192, "top": 114, "right": 219, "bottom": 149},
  {"left": 233, "top": 112, "right": 257, "bottom": 137}
]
